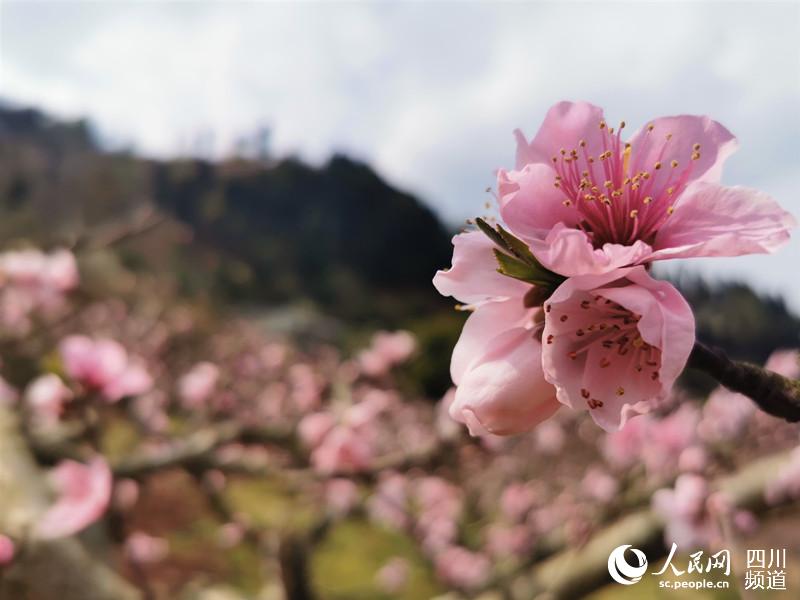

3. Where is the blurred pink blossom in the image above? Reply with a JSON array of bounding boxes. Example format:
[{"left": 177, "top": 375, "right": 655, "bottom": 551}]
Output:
[
  {"left": 376, "top": 557, "right": 410, "bottom": 593},
  {"left": 500, "top": 482, "right": 538, "bottom": 522},
  {"left": 581, "top": 467, "right": 619, "bottom": 503},
  {"left": 533, "top": 419, "right": 566, "bottom": 454},
  {"left": 59, "top": 336, "right": 153, "bottom": 402},
  {"left": 765, "top": 348, "right": 800, "bottom": 379},
  {"left": 698, "top": 386, "right": 755, "bottom": 443},
  {"left": 0, "top": 376, "right": 18, "bottom": 408},
  {"left": 652, "top": 474, "right": 712, "bottom": 548},
  {"left": 765, "top": 447, "right": 800, "bottom": 505},
  {"left": 177, "top": 361, "right": 219, "bottom": 409},
  {"left": 217, "top": 522, "right": 246, "bottom": 549},
  {"left": 486, "top": 523, "right": 532, "bottom": 558},
  {"left": 0, "top": 535, "right": 14, "bottom": 566},
  {"left": 125, "top": 532, "right": 169, "bottom": 564},
  {"left": 324, "top": 478, "right": 360, "bottom": 517},
  {"left": 288, "top": 363, "right": 322, "bottom": 412},
  {"left": 25, "top": 373, "right": 73, "bottom": 424},
  {"left": 35, "top": 457, "right": 112, "bottom": 540},
  {"left": 357, "top": 330, "right": 416, "bottom": 377},
  {"left": 435, "top": 546, "right": 490, "bottom": 590},
  {"left": 368, "top": 472, "right": 409, "bottom": 530},
  {"left": 299, "top": 394, "right": 388, "bottom": 475},
  {"left": 113, "top": 478, "right": 140, "bottom": 512},
  {"left": 678, "top": 446, "right": 709, "bottom": 474}
]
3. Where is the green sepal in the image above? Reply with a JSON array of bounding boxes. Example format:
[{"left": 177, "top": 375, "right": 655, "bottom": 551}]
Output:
[{"left": 492, "top": 249, "right": 555, "bottom": 287}]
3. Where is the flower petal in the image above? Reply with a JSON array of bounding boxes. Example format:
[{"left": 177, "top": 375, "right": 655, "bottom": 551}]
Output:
[
  {"left": 541, "top": 267, "right": 694, "bottom": 431},
  {"left": 433, "top": 231, "right": 529, "bottom": 306},
  {"left": 497, "top": 164, "right": 577, "bottom": 240},
  {"left": 527, "top": 223, "right": 653, "bottom": 277},
  {"left": 627, "top": 115, "right": 737, "bottom": 191},
  {"left": 451, "top": 300, "right": 529, "bottom": 384},
  {"left": 514, "top": 101, "right": 607, "bottom": 169},
  {"left": 35, "top": 457, "right": 112, "bottom": 540},
  {"left": 451, "top": 327, "right": 559, "bottom": 435},
  {"left": 651, "top": 182, "right": 796, "bottom": 260}
]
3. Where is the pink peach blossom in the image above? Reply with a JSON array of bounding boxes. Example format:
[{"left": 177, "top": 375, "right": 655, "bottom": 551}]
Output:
[
  {"left": 434, "top": 231, "right": 560, "bottom": 435},
  {"left": 0, "top": 375, "right": 18, "bottom": 408},
  {"left": 299, "top": 395, "right": 387, "bottom": 474},
  {"left": 217, "top": 522, "right": 246, "bottom": 548},
  {"left": 500, "top": 482, "right": 538, "bottom": 522},
  {"left": 324, "top": 478, "right": 360, "bottom": 517},
  {"left": 177, "top": 361, "right": 219, "bottom": 409},
  {"left": 698, "top": 386, "right": 755, "bottom": 443},
  {"left": 765, "top": 348, "right": 800, "bottom": 379},
  {"left": 113, "top": 478, "right": 140, "bottom": 512},
  {"left": 765, "top": 447, "right": 800, "bottom": 505},
  {"left": 376, "top": 557, "right": 410, "bottom": 593},
  {"left": 368, "top": 472, "right": 409, "bottom": 530},
  {"left": 35, "top": 457, "right": 112, "bottom": 540},
  {"left": 435, "top": 546, "right": 491, "bottom": 590},
  {"left": 288, "top": 363, "right": 322, "bottom": 412},
  {"left": 124, "top": 532, "right": 169, "bottom": 564},
  {"left": 486, "top": 524, "right": 532, "bottom": 558},
  {"left": 59, "top": 336, "right": 152, "bottom": 402},
  {"left": 0, "top": 535, "right": 14, "bottom": 566},
  {"left": 541, "top": 266, "right": 694, "bottom": 430},
  {"left": 652, "top": 474, "right": 712, "bottom": 548},
  {"left": 25, "top": 373, "right": 73, "bottom": 424},
  {"left": 500, "top": 101, "right": 795, "bottom": 277},
  {"left": 580, "top": 467, "right": 619, "bottom": 503}
]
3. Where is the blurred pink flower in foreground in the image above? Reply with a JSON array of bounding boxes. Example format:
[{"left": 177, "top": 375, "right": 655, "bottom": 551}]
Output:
[
  {"left": 298, "top": 392, "right": 388, "bottom": 474},
  {"left": 376, "top": 557, "right": 410, "bottom": 594},
  {"left": 500, "top": 482, "right": 538, "bottom": 522},
  {"left": 434, "top": 231, "right": 559, "bottom": 435},
  {"left": 486, "top": 523, "right": 532, "bottom": 558},
  {"left": 324, "top": 478, "right": 360, "bottom": 516},
  {"left": 580, "top": 467, "right": 619, "bottom": 503},
  {"left": 0, "top": 248, "right": 79, "bottom": 333},
  {"left": 24, "top": 373, "right": 73, "bottom": 424},
  {"left": 357, "top": 330, "right": 417, "bottom": 377},
  {"left": 765, "top": 447, "right": 800, "bottom": 506},
  {"left": 653, "top": 474, "right": 756, "bottom": 548},
  {"left": 699, "top": 349, "right": 798, "bottom": 443},
  {"left": 0, "top": 248, "right": 78, "bottom": 292},
  {"left": 35, "top": 457, "right": 112, "bottom": 540},
  {"left": 541, "top": 266, "right": 694, "bottom": 431},
  {"left": 125, "top": 532, "right": 169, "bottom": 564},
  {"left": 59, "top": 335, "right": 153, "bottom": 402},
  {"left": 435, "top": 546, "right": 490, "bottom": 590},
  {"left": 177, "top": 361, "right": 219, "bottom": 409},
  {"left": 368, "top": 472, "right": 409, "bottom": 530},
  {"left": 500, "top": 101, "right": 795, "bottom": 277},
  {"left": 415, "top": 477, "right": 463, "bottom": 553},
  {"left": 0, "top": 535, "right": 14, "bottom": 566},
  {"left": 653, "top": 474, "right": 713, "bottom": 548}
]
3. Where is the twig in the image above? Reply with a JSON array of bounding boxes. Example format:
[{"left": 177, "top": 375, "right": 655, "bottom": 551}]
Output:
[{"left": 688, "top": 341, "right": 800, "bottom": 422}]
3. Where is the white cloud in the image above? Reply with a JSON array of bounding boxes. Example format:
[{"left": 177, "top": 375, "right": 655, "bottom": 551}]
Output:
[{"left": 1, "top": 1, "right": 798, "bottom": 309}]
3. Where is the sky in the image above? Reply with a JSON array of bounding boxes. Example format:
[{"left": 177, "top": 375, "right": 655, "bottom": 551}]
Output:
[{"left": 1, "top": 1, "right": 799, "bottom": 308}]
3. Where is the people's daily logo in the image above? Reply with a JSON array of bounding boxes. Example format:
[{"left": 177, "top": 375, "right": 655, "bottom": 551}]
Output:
[{"left": 608, "top": 544, "right": 648, "bottom": 585}]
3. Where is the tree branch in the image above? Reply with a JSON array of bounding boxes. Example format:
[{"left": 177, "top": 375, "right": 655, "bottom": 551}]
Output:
[{"left": 687, "top": 341, "right": 800, "bottom": 422}]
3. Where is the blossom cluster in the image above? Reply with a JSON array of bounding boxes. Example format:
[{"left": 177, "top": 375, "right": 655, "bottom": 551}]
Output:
[{"left": 435, "top": 101, "right": 796, "bottom": 434}]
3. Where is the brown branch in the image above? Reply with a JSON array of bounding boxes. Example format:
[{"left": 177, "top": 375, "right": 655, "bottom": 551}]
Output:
[{"left": 688, "top": 341, "right": 800, "bottom": 422}]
